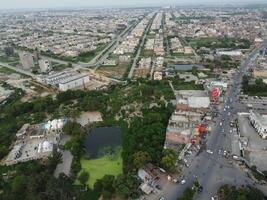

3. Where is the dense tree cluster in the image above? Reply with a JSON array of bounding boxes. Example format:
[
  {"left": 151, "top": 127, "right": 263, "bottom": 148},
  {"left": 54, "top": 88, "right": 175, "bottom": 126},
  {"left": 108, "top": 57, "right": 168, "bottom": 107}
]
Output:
[
  {"left": 188, "top": 37, "right": 251, "bottom": 50},
  {"left": 242, "top": 75, "right": 267, "bottom": 96},
  {"left": 94, "top": 173, "right": 140, "bottom": 199},
  {"left": 0, "top": 158, "right": 76, "bottom": 200},
  {"left": 218, "top": 185, "right": 265, "bottom": 200}
]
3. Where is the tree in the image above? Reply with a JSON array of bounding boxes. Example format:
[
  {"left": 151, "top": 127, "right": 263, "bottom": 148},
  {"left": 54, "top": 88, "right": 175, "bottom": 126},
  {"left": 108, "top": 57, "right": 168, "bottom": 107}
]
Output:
[
  {"left": 161, "top": 148, "right": 177, "bottom": 172},
  {"left": 78, "top": 171, "right": 89, "bottom": 186},
  {"left": 63, "top": 121, "right": 84, "bottom": 136},
  {"left": 132, "top": 151, "right": 151, "bottom": 169}
]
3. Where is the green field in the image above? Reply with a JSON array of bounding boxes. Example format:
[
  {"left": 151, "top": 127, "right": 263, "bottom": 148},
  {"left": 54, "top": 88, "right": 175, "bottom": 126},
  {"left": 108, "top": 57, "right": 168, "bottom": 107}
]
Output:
[{"left": 79, "top": 152, "right": 123, "bottom": 188}]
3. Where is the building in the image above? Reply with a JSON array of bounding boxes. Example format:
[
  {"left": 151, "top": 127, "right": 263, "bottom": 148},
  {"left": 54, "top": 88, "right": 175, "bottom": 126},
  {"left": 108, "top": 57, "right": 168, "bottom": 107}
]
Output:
[
  {"left": 58, "top": 74, "right": 90, "bottom": 91},
  {"left": 4, "top": 119, "right": 66, "bottom": 166},
  {"left": 153, "top": 71, "right": 163, "bottom": 80},
  {"left": 252, "top": 69, "right": 267, "bottom": 79},
  {"left": 216, "top": 50, "right": 242, "bottom": 57},
  {"left": 4, "top": 47, "right": 14, "bottom": 56},
  {"left": 38, "top": 59, "right": 52, "bottom": 72},
  {"left": 249, "top": 110, "right": 267, "bottom": 139},
  {"left": 19, "top": 52, "right": 35, "bottom": 69}
]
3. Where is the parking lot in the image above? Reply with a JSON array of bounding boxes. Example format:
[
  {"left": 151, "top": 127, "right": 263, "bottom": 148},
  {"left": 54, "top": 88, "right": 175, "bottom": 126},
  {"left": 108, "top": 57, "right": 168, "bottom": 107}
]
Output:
[{"left": 238, "top": 114, "right": 267, "bottom": 171}]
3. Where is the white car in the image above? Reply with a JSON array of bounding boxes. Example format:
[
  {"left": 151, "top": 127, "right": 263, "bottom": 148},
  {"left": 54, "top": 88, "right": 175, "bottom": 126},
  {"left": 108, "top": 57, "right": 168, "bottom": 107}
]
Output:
[
  {"left": 181, "top": 179, "right": 186, "bottom": 185},
  {"left": 220, "top": 122, "right": 223, "bottom": 126},
  {"left": 206, "top": 149, "right": 213, "bottom": 154}
]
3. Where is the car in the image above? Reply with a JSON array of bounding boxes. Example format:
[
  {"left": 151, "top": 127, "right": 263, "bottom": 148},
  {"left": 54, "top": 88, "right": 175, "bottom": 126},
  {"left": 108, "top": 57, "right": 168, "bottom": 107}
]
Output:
[
  {"left": 228, "top": 112, "right": 231, "bottom": 116},
  {"left": 232, "top": 155, "right": 239, "bottom": 160},
  {"left": 220, "top": 122, "right": 223, "bottom": 126},
  {"left": 206, "top": 149, "right": 213, "bottom": 154},
  {"left": 159, "top": 197, "right": 165, "bottom": 200},
  {"left": 173, "top": 178, "right": 178, "bottom": 183},
  {"left": 181, "top": 179, "right": 186, "bottom": 184}
]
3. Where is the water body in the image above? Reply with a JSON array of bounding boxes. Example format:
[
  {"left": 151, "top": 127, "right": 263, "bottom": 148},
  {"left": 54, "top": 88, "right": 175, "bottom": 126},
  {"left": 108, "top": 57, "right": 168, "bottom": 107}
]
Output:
[
  {"left": 84, "top": 127, "right": 121, "bottom": 159},
  {"left": 166, "top": 64, "right": 205, "bottom": 71}
]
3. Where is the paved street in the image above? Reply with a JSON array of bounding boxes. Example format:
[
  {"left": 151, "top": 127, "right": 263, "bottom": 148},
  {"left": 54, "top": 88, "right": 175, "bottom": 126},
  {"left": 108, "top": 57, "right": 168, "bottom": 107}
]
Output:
[{"left": 151, "top": 41, "right": 267, "bottom": 200}]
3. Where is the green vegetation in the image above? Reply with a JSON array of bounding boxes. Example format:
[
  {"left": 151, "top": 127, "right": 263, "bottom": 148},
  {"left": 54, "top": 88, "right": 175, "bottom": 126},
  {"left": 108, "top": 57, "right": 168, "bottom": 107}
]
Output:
[
  {"left": 0, "top": 54, "right": 19, "bottom": 63},
  {"left": 250, "top": 165, "right": 267, "bottom": 181},
  {"left": 242, "top": 76, "right": 267, "bottom": 96},
  {"left": 0, "top": 158, "right": 78, "bottom": 200},
  {"left": 53, "top": 63, "right": 72, "bottom": 71},
  {"left": 177, "top": 187, "right": 195, "bottom": 200},
  {"left": 171, "top": 76, "right": 204, "bottom": 90},
  {"left": 218, "top": 184, "right": 264, "bottom": 200},
  {"left": 0, "top": 78, "right": 175, "bottom": 199},
  {"left": 187, "top": 37, "right": 251, "bottom": 50},
  {"left": 140, "top": 50, "right": 154, "bottom": 58},
  {"left": 80, "top": 151, "right": 122, "bottom": 188},
  {"left": 132, "top": 151, "right": 151, "bottom": 169},
  {"left": 161, "top": 148, "right": 177, "bottom": 173}
]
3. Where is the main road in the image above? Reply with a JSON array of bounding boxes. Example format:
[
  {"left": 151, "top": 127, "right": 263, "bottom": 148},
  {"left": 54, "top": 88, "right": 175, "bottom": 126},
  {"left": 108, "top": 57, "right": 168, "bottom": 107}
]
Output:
[
  {"left": 128, "top": 13, "right": 155, "bottom": 79},
  {"left": 155, "top": 41, "right": 267, "bottom": 200}
]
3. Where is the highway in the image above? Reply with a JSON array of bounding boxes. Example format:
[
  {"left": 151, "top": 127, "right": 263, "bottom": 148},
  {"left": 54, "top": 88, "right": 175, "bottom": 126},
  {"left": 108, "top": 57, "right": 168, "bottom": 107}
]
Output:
[
  {"left": 90, "top": 22, "right": 137, "bottom": 69},
  {"left": 155, "top": 41, "right": 267, "bottom": 200}
]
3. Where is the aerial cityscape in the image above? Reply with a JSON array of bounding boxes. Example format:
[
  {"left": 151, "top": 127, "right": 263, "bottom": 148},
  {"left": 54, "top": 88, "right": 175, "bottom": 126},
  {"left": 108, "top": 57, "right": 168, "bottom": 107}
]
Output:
[{"left": 0, "top": 1, "right": 267, "bottom": 200}]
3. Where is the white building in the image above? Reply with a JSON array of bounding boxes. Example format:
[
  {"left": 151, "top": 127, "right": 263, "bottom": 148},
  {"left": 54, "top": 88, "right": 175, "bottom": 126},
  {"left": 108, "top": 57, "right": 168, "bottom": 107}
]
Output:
[
  {"left": 38, "top": 59, "right": 52, "bottom": 72},
  {"left": 217, "top": 50, "right": 242, "bottom": 57},
  {"left": 58, "top": 74, "right": 90, "bottom": 91},
  {"left": 249, "top": 111, "right": 267, "bottom": 139}
]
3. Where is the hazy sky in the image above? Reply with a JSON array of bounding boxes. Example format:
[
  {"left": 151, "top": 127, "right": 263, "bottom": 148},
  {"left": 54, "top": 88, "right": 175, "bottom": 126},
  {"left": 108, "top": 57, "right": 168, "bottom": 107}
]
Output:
[{"left": 0, "top": 0, "right": 266, "bottom": 10}]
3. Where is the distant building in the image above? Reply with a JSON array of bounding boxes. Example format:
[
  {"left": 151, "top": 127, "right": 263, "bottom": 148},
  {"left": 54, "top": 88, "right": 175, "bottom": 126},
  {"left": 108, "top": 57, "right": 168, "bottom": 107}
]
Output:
[
  {"left": 249, "top": 110, "right": 267, "bottom": 139},
  {"left": 38, "top": 59, "right": 52, "bottom": 72},
  {"left": 252, "top": 69, "right": 267, "bottom": 79},
  {"left": 4, "top": 119, "right": 66, "bottom": 166},
  {"left": 4, "top": 47, "right": 14, "bottom": 56},
  {"left": 216, "top": 50, "right": 242, "bottom": 57},
  {"left": 58, "top": 74, "right": 90, "bottom": 91},
  {"left": 153, "top": 71, "right": 163, "bottom": 80},
  {"left": 19, "top": 52, "right": 35, "bottom": 69}
]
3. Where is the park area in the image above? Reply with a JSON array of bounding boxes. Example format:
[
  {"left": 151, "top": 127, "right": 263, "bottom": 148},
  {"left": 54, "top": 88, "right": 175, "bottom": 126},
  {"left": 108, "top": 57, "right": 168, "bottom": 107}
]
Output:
[{"left": 80, "top": 151, "right": 122, "bottom": 188}]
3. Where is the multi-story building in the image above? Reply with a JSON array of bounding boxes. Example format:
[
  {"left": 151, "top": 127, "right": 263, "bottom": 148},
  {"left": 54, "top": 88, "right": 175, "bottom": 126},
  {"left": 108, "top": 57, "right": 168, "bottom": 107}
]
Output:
[{"left": 249, "top": 110, "right": 267, "bottom": 139}]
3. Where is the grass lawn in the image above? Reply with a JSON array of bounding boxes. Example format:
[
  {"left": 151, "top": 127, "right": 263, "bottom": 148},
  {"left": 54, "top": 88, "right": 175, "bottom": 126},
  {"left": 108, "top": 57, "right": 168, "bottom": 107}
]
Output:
[{"left": 79, "top": 152, "right": 123, "bottom": 188}]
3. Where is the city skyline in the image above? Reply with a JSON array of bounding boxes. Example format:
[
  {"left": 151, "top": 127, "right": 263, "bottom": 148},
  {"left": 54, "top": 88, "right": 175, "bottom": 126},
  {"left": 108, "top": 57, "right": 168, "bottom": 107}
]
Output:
[{"left": 1, "top": 0, "right": 267, "bottom": 10}]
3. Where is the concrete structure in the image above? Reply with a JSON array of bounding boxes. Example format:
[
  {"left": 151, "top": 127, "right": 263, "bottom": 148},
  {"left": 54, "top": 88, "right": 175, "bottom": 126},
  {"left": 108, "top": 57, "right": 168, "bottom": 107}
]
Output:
[
  {"left": 40, "top": 71, "right": 90, "bottom": 91},
  {"left": 252, "top": 69, "right": 267, "bottom": 79},
  {"left": 153, "top": 71, "right": 163, "bottom": 80},
  {"left": 249, "top": 110, "right": 267, "bottom": 139},
  {"left": 4, "top": 119, "right": 66, "bottom": 166},
  {"left": 206, "top": 81, "right": 228, "bottom": 91},
  {"left": 38, "top": 59, "right": 52, "bottom": 72},
  {"left": 19, "top": 52, "right": 35, "bottom": 69},
  {"left": 216, "top": 50, "right": 242, "bottom": 57},
  {"left": 58, "top": 74, "right": 90, "bottom": 91}
]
